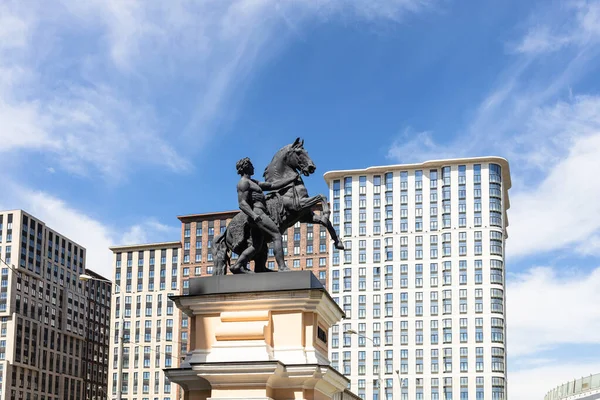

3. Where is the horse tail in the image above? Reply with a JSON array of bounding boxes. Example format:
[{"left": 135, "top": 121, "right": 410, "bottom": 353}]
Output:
[{"left": 212, "top": 232, "right": 230, "bottom": 275}]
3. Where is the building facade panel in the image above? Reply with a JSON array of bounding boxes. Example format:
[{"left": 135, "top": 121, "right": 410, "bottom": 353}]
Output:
[
  {"left": 83, "top": 269, "right": 111, "bottom": 400},
  {"left": 324, "top": 158, "right": 510, "bottom": 400},
  {"left": 0, "top": 210, "right": 91, "bottom": 400},
  {"left": 108, "top": 242, "right": 181, "bottom": 400}
]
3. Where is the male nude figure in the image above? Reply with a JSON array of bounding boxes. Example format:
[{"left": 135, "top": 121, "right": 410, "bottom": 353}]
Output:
[{"left": 231, "top": 157, "right": 298, "bottom": 273}]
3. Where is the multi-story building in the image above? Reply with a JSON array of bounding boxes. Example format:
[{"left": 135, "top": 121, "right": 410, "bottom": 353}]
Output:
[
  {"left": 176, "top": 209, "right": 331, "bottom": 388},
  {"left": 0, "top": 210, "right": 90, "bottom": 400},
  {"left": 108, "top": 242, "right": 181, "bottom": 400},
  {"left": 82, "top": 269, "right": 111, "bottom": 400},
  {"left": 324, "top": 158, "right": 510, "bottom": 400}
]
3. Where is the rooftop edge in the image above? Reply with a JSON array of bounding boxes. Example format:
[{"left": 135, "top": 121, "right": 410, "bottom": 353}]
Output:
[
  {"left": 322, "top": 156, "right": 512, "bottom": 190},
  {"left": 177, "top": 210, "right": 239, "bottom": 222},
  {"left": 109, "top": 241, "right": 181, "bottom": 252}
]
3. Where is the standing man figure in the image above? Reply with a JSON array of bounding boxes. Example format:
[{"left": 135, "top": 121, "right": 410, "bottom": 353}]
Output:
[{"left": 231, "top": 157, "right": 298, "bottom": 273}]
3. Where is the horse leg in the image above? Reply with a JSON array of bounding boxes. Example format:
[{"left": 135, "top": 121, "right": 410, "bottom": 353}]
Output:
[
  {"left": 317, "top": 194, "right": 331, "bottom": 225},
  {"left": 230, "top": 245, "right": 255, "bottom": 274},
  {"left": 296, "top": 194, "right": 343, "bottom": 249},
  {"left": 297, "top": 194, "right": 327, "bottom": 212},
  {"left": 302, "top": 211, "right": 345, "bottom": 251}
]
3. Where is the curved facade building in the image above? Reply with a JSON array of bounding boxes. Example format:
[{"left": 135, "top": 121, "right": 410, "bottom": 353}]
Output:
[
  {"left": 545, "top": 374, "right": 600, "bottom": 400},
  {"left": 324, "top": 158, "right": 510, "bottom": 400}
]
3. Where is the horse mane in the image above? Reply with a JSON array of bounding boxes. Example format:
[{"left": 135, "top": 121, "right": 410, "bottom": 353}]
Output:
[{"left": 263, "top": 144, "right": 293, "bottom": 182}]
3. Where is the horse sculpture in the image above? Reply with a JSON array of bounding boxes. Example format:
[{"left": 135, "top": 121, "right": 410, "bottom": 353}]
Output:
[{"left": 212, "top": 138, "right": 344, "bottom": 275}]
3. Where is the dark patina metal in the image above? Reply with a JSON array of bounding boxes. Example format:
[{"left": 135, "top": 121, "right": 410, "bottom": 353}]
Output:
[{"left": 212, "top": 138, "right": 344, "bottom": 275}]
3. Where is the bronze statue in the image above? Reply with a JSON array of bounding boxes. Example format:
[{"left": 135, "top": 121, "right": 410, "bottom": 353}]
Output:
[
  {"left": 232, "top": 157, "right": 298, "bottom": 273},
  {"left": 213, "top": 138, "right": 344, "bottom": 275}
]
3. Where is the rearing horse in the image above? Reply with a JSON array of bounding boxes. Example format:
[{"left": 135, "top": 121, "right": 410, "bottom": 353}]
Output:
[{"left": 212, "top": 138, "right": 344, "bottom": 275}]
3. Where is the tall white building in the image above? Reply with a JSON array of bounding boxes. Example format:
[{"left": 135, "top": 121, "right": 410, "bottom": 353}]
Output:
[
  {"left": 108, "top": 242, "right": 181, "bottom": 400},
  {"left": 324, "top": 158, "right": 510, "bottom": 400}
]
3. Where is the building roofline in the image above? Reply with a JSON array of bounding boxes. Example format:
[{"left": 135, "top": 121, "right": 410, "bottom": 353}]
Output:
[
  {"left": 0, "top": 209, "right": 29, "bottom": 215},
  {"left": 323, "top": 155, "right": 512, "bottom": 189},
  {"left": 85, "top": 269, "right": 112, "bottom": 283},
  {"left": 322, "top": 156, "right": 512, "bottom": 231},
  {"left": 109, "top": 241, "right": 181, "bottom": 252},
  {"left": 177, "top": 210, "right": 239, "bottom": 222},
  {"left": 0, "top": 209, "right": 89, "bottom": 250}
]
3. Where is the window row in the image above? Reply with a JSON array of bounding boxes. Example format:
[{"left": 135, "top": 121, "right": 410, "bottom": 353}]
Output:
[{"left": 331, "top": 261, "right": 504, "bottom": 291}]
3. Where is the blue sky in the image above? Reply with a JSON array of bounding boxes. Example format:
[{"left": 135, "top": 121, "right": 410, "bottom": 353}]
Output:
[{"left": 2, "top": 0, "right": 600, "bottom": 398}]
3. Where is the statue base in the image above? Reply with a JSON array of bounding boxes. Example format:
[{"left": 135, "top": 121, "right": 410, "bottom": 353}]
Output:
[{"left": 165, "top": 271, "right": 359, "bottom": 400}]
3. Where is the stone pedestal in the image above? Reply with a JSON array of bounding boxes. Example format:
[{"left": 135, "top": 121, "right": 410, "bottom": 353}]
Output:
[{"left": 165, "top": 271, "right": 359, "bottom": 400}]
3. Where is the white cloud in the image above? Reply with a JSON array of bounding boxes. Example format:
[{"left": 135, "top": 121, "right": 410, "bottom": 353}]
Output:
[
  {"left": 0, "top": 0, "right": 439, "bottom": 180},
  {"left": 576, "top": 233, "right": 600, "bottom": 256},
  {"left": 509, "top": 361, "right": 600, "bottom": 400},
  {"left": 0, "top": 180, "right": 178, "bottom": 279},
  {"left": 508, "top": 131, "right": 600, "bottom": 257},
  {"left": 0, "top": 2, "right": 31, "bottom": 50},
  {"left": 511, "top": 95, "right": 600, "bottom": 168},
  {"left": 507, "top": 266, "right": 600, "bottom": 357},
  {"left": 387, "top": 129, "right": 458, "bottom": 164},
  {"left": 514, "top": 1, "right": 600, "bottom": 54},
  {"left": 11, "top": 186, "right": 116, "bottom": 278},
  {"left": 468, "top": 91, "right": 600, "bottom": 259},
  {"left": 0, "top": 71, "right": 190, "bottom": 180},
  {"left": 507, "top": 265, "right": 600, "bottom": 399},
  {"left": 121, "top": 219, "right": 179, "bottom": 246},
  {"left": 515, "top": 26, "right": 571, "bottom": 54},
  {"left": 48, "top": 84, "right": 190, "bottom": 178}
]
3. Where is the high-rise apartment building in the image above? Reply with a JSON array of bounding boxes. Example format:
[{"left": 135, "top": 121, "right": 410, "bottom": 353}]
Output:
[
  {"left": 82, "top": 269, "right": 112, "bottom": 400},
  {"left": 108, "top": 242, "right": 181, "bottom": 400},
  {"left": 324, "top": 158, "right": 510, "bottom": 400},
  {"left": 0, "top": 210, "right": 92, "bottom": 400}
]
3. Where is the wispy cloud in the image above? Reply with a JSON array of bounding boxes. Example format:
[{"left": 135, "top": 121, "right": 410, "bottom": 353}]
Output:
[
  {"left": 0, "top": 80, "right": 190, "bottom": 180},
  {"left": 507, "top": 266, "right": 600, "bottom": 357},
  {"left": 121, "top": 219, "right": 180, "bottom": 247},
  {"left": 386, "top": 129, "right": 455, "bottom": 163},
  {"left": 465, "top": 1, "right": 600, "bottom": 154},
  {"left": 0, "top": 0, "right": 438, "bottom": 181},
  {"left": 513, "top": 0, "right": 600, "bottom": 54},
  {"left": 576, "top": 233, "right": 600, "bottom": 256},
  {"left": 0, "top": 179, "right": 178, "bottom": 278},
  {"left": 507, "top": 97, "right": 600, "bottom": 257}
]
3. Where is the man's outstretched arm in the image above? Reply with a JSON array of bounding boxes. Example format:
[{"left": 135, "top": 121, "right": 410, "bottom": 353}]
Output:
[{"left": 258, "top": 173, "right": 298, "bottom": 191}]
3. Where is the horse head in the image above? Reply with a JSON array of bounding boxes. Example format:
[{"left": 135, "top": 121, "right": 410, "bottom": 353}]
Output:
[
  {"left": 288, "top": 137, "right": 316, "bottom": 176},
  {"left": 264, "top": 137, "right": 316, "bottom": 181}
]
